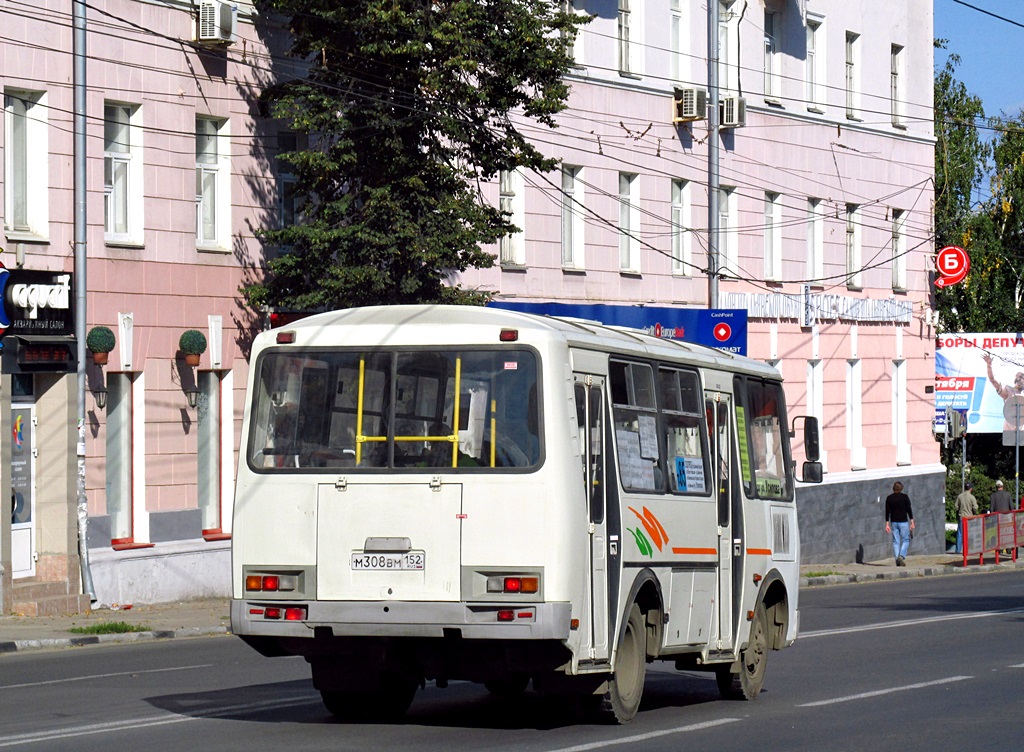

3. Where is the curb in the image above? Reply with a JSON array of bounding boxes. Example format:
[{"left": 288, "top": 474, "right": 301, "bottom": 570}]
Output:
[
  {"left": 0, "top": 626, "right": 229, "bottom": 654},
  {"left": 800, "top": 560, "right": 1024, "bottom": 588}
]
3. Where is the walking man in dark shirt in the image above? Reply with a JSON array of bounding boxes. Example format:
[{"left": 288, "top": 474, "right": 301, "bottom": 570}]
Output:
[{"left": 884, "top": 481, "right": 915, "bottom": 566}]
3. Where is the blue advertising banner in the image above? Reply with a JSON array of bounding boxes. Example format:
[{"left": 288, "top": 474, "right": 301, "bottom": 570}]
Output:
[{"left": 488, "top": 301, "right": 747, "bottom": 355}]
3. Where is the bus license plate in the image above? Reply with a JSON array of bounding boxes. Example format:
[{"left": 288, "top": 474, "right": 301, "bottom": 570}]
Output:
[{"left": 351, "top": 551, "right": 426, "bottom": 571}]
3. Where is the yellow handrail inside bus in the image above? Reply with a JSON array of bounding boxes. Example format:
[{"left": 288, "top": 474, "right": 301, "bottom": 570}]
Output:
[{"left": 490, "top": 398, "right": 497, "bottom": 468}]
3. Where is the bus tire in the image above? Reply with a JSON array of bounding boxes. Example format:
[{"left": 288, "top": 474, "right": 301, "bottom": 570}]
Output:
[
  {"left": 592, "top": 604, "right": 646, "bottom": 724},
  {"left": 320, "top": 673, "right": 417, "bottom": 721},
  {"left": 716, "top": 599, "right": 768, "bottom": 701}
]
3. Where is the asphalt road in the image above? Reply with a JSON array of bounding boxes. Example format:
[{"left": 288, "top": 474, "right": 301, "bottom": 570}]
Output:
[{"left": 3, "top": 569, "right": 1023, "bottom": 751}]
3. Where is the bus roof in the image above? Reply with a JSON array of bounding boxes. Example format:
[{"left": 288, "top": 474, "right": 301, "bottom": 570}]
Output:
[{"left": 260, "top": 305, "right": 780, "bottom": 381}]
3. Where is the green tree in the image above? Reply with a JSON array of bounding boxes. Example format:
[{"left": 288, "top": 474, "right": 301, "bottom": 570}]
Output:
[{"left": 245, "top": 0, "right": 587, "bottom": 311}]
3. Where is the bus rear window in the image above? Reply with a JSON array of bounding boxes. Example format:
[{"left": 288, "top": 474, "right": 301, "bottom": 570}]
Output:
[{"left": 248, "top": 348, "right": 540, "bottom": 471}]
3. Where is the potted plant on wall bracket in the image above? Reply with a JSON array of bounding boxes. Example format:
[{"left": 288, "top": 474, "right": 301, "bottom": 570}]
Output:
[
  {"left": 179, "top": 329, "right": 207, "bottom": 366},
  {"left": 86, "top": 325, "right": 116, "bottom": 365}
]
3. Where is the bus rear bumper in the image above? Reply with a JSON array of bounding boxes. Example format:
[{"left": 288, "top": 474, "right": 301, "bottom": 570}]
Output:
[{"left": 231, "top": 599, "right": 573, "bottom": 641}]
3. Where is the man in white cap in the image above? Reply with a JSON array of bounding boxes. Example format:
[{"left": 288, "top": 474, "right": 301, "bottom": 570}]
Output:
[{"left": 990, "top": 480, "right": 1013, "bottom": 513}]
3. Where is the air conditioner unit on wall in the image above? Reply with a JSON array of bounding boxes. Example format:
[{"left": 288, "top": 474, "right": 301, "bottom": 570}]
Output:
[
  {"left": 673, "top": 87, "right": 708, "bottom": 122},
  {"left": 198, "top": 0, "right": 237, "bottom": 45},
  {"left": 721, "top": 95, "right": 746, "bottom": 128}
]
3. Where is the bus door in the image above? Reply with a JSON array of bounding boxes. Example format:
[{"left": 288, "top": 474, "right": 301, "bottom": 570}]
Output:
[
  {"left": 706, "top": 393, "right": 734, "bottom": 650},
  {"left": 575, "top": 375, "right": 610, "bottom": 661}
]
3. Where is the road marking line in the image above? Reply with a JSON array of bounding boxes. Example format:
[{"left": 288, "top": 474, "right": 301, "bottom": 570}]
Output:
[
  {"left": 0, "top": 664, "right": 214, "bottom": 691},
  {"left": 540, "top": 718, "right": 741, "bottom": 752},
  {"left": 798, "top": 676, "right": 972, "bottom": 708},
  {"left": 800, "top": 607, "right": 1024, "bottom": 638},
  {"left": 0, "top": 695, "right": 320, "bottom": 748}
]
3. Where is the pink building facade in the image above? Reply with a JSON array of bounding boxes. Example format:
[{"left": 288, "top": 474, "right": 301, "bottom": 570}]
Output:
[{"left": 0, "top": 0, "right": 940, "bottom": 612}]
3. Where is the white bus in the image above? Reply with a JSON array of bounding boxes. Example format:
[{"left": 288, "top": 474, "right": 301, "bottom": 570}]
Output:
[{"left": 231, "top": 305, "right": 821, "bottom": 723}]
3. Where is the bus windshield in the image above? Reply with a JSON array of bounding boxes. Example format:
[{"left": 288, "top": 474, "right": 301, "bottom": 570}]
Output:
[
  {"left": 248, "top": 347, "right": 541, "bottom": 471},
  {"left": 736, "top": 377, "right": 791, "bottom": 500}
]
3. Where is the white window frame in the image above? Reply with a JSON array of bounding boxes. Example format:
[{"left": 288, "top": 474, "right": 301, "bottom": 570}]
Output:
[
  {"left": 498, "top": 169, "right": 525, "bottom": 266},
  {"left": 805, "top": 16, "right": 824, "bottom": 112},
  {"left": 195, "top": 116, "right": 231, "bottom": 251},
  {"left": 764, "top": 10, "right": 780, "bottom": 103},
  {"left": 618, "top": 0, "right": 642, "bottom": 77},
  {"left": 561, "top": 165, "right": 585, "bottom": 269},
  {"left": 719, "top": 2, "right": 740, "bottom": 93},
  {"left": 671, "top": 179, "right": 691, "bottom": 275},
  {"left": 4, "top": 89, "right": 49, "bottom": 238},
  {"left": 891, "top": 208, "right": 907, "bottom": 291},
  {"left": 618, "top": 172, "right": 640, "bottom": 273},
  {"left": 891, "top": 44, "right": 905, "bottom": 128},
  {"left": 806, "top": 198, "right": 823, "bottom": 283},
  {"left": 104, "top": 102, "right": 144, "bottom": 245},
  {"left": 561, "top": 0, "right": 584, "bottom": 67},
  {"left": 670, "top": 0, "right": 685, "bottom": 83},
  {"left": 846, "top": 204, "right": 862, "bottom": 289},
  {"left": 719, "top": 186, "right": 737, "bottom": 277},
  {"left": 764, "top": 192, "right": 782, "bottom": 281},
  {"left": 276, "top": 131, "right": 305, "bottom": 229},
  {"left": 845, "top": 32, "right": 860, "bottom": 119}
]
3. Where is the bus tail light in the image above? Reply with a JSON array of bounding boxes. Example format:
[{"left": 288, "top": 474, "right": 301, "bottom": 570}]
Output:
[
  {"left": 244, "top": 573, "right": 298, "bottom": 592},
  {"left": 486, "top": 575, "right": 540, "bottom": 594}
]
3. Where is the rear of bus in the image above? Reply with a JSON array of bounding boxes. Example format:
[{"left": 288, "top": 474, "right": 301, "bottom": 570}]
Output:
[{"left": 230, "top": 307, "right": 583, "bottom": 719}]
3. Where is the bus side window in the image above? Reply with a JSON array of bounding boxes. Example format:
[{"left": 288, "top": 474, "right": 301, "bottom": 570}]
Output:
[{"left": 610, "top": 360, "right": 664, "bottom": 493}]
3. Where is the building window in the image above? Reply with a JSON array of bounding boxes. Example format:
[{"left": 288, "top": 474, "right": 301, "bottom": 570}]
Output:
[
  {"left": 617, "top": 0, "right": 636, "bottom": 75},
  {"left": 719, "top": 186, "right": 737, "bottom": 277},
  {"left": 764, "top": 192, "right": 782, "bottom": 281},
  {"left": 196, "top": 117, "right": 230, "bottom": 250},
  {"left": 561, "top": 0, "right": 584, "bottom": 66},
  {"left": 670, "top": 0, "right": 685, "bottom": 82},
  {"left": 719, "top": 2, "right": 739, "bottom": 92},
  {"left": 3, "top": 90, "right": 48, "bottom": 237},
  {"left": 845, "top": 32, "right": 859, "bottom": 119},
  {"left": 892, "top": 359, "right": 910, "bottom": 464},
  {"left": 619, "top": 172, "right": 640, "bottom": 272},
  {"left": 891, "top": 44, "right": 904, "bottom": 127},
  {"left": 845, "top": 204, "right": 862, "bottom": 289},
  {"left": 846, "top": 358, "right": 865, "bottom": 469},
  {"left": 498, "top": 169, "right": 525, "bottom": 266},
  {"left": 805, "top": 17, "right": 824, "bottom": 111},
  {"left": 891, "top": 208, "right": 907, "bottom": 291},
  {"left": 104, "top": 103, "right": 143, "bottom": 244},
  {"left": 276, "top": 131, "right": 305, "bottom": 229},
  {"left": 764, "top": 11, "right": 780, "bottom": 102},
  {"left": 671, "top": 179, "right": 690, "bottom": 275},
  {"left": 807, "top": 198, "right": 823, "bottom": 283},
  {"left": 561, "top": 165, "right": 585, "bottom": 269}
]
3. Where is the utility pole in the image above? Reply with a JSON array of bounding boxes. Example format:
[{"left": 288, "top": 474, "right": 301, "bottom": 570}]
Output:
[
  {"left": 707, "top": 0, "right": 720, "bottom": 309},
  {"left": 73, "top": 0, "right": 95, "bottom": 600}
]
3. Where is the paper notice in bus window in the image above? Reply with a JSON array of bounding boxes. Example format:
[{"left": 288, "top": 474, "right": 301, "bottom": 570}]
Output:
[
  {"left": 638, "top": 415, "right": 658, "bottom": 460},
  {"left": 675, "top": 456, "right": 706, "bottom": 493},
  {"left": 617, "top": 429, "right": 655, "bottom": 489},
  {"left": 504, "top": 362, "right": 518, "bottom": 370}
]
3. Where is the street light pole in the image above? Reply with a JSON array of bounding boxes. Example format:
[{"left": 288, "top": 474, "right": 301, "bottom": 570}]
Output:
[{"left": 707, "top": 0, "right": 720, "bottom": 309}]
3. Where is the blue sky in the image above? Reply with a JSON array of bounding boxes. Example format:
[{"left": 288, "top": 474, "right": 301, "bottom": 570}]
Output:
[{"left": 934, "top": 0, "right": 1024, "bottom": 118}]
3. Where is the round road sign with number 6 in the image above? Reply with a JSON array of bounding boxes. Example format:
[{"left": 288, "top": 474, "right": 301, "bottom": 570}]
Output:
[{"left": 935, "top": 245, "right": 970, "bottom": 288}]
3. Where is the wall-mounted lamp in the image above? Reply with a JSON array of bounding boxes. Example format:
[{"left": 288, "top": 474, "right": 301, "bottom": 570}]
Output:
[
  {"left": 92, "top": 385, "right": 108, "bottom": 410},
  {"left": 185, "top": 387, "right": 200, "bottom": 409}
]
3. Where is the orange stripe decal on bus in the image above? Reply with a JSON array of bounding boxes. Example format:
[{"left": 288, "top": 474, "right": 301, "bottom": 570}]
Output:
[
  {"left": 671, "top": 547, "right": 718, "bottom": 556},
  {"left": 747, "top": 548, "right": 773, "bottom": 556}
]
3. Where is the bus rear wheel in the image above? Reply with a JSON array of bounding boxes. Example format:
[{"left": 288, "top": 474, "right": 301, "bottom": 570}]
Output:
[
  {"left": 591, "top": 604, "right": 646, "bottom": 724},
  {"left": 716, "top": 599, "right": 768, "bottom": 701},
  {"left": 320, "top": 673, "right": 418, "bottom": 721}
]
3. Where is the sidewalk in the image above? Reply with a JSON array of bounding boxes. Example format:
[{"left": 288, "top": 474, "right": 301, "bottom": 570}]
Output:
[{"left": 1, "top": 554, "right": 1022, "bottom": 654}]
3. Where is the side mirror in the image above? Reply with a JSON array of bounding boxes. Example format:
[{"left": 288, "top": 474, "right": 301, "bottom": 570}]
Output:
[
  {"left": 803, "top": 416, "right": 820, "bottom": 462},
  {"left": 800, "top": 461, "right": 823, "bottom": 484}
]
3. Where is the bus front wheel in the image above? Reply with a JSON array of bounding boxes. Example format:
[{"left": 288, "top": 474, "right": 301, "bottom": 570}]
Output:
[
  {"left": 591, "top": 604, "right": 647, "bottom": 724},
  {"left": 716, "top": 599, "right": 768, "bottom": 701}
]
